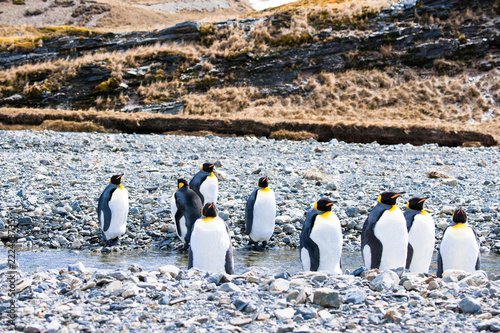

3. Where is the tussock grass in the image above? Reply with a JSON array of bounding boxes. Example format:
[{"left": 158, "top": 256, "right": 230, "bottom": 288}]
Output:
[
  {"left": 179, "top": 69, "right": 500, "bottom": 124},
  {"left": 270, "top": 129, "right": 318, "bottom": 141},
  {"left": 39, "top": 120, "right": 110, "bottom": 132},
  {"left": 426, "top": 170, "right": 452, "bottom": 179},
  {"left": 303, "top": 169, "right": 331, "bottom": 182}
]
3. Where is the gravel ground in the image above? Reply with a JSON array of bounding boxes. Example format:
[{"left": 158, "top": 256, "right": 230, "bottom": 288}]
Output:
[{"left": 0, "top": 130, "right": 499, "bottom": 332}]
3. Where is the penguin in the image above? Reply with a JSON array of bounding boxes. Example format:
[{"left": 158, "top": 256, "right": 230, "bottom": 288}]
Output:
[
  {"left": 405, "top": 196, "right": 435, "bottom": 273},
  {"left": 245, "top": 176, "right": 276, "bottom": 251},
  {"left": 189, "top": 203, "right": 234, "bottom": 274},
  {"left": 189, "top": 162, "right": 218, "bottom": 205},
  {"left": 97, "top": 174, "right": 129, "bottom": 246},
  {"left": 300, "top": 197, "right": 342, "bottom": 274},
  {"left": 170, "top": 179, "right": 203, "bottom": 250},
  {"left": 437, "top": 207, "right": 480, "bottom": 278},
  {"left": 361, "top": 191, "right": 408, "bottom": 271}
]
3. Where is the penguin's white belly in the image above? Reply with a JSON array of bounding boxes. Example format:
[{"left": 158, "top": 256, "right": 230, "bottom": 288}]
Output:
[
  {"left": 440, "top": 226, "right": 479, "bottom": 273},
  {"left": 249, "top": 190, "right": 276, "bottom": 242},
  {"left": 190, "top": 218, "right": 230, "bottom": 273},
  {"left": 171, "top": 194, "right": 187, "bottom": 241},
  {"left": 374, "top": 209, "right": 408, "bottom": 271},
  {"left": 200, "top": 176, "right": 218, "bottom": 204},
  {"left": 106, "top": 188, "right": 129, "bottom": 239},
  {"left": 309, "top": 213, "right": 343, "bottom": 274},
  {"left": 408, "top": 214, "right": 435, "bottom": 273}
]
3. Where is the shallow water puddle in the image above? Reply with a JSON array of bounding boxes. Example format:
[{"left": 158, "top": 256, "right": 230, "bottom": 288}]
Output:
[{"left": 2, "top": 247, "right": 499, "bottom": 276}]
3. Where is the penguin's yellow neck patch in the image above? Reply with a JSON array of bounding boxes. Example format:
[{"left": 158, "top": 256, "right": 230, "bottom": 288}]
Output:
[
  {"left": 260, "top": 187, "right": 271, "bottom": 192},
  {"left": 389, "top": 205, "right": 397, "bottom": 211},
  {"left": 421, "top": 210, "right": 428, "bottom": 215},
  {"left": 452, "top": 222, "right": 467, "bottom": 229},
  {"left": 320, "top": 211, "right": 332, "bottom": 218},
  {"left": 202, "top": 217, "right": 215, "bottom": 222},
  {"left": 118, "top": 184, "right": 124, "bottom": 189},
  {"left": 209, "top": 172, "right": 215, "bottom": 178}
]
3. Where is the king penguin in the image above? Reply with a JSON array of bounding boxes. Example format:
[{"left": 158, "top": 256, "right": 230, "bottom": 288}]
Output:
[
  {"left": 189, "top": 203, "right": 234, "bottom": 274},
  {"left": 98, "top": 174, "right": 129, "bottom": 246},
  {"left": 437, "top": 207, "right": 480, "bottom": 278},
  {"left": 170, "top": 179, "right": 203, "bottom": 249},
  {"left": 245, "top": 176, "right": 276, "bottom": 251},
  {"left": 405, "top": 196, "right": 435, "bottom": 273},
  {"left": 189, "top": 162, "right": 218, "bottom": 205},
  {"left": 300, "top": 197, "right": 343, "bottom": 274},
  {"left": 361, "top": 191, "right": 408, "bottom": 271}
]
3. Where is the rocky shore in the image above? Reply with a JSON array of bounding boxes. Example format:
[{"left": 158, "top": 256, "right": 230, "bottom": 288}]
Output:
[
  {"left": 2, "top": 261, "right": 500, "bottom": 332},
  {"left": 0, "top": 130, "right": 498, "bottom": 254},
  {"left": 0, "top": 129, "right": 499, "bottom": 331}
]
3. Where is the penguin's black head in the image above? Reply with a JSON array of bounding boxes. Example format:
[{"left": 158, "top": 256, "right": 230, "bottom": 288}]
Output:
[
  {"left": 407, "top": 196, "right": 428, "bottom": 211},
  {"left": 177, "top": 178, "right": 188, "bottom": 189},
  {"left": 202, "top": 203, "right": 218, "bottom": 218},
  {"left": 258, "top": 176, "right": 269, "bottom": 188},
  {"left": 315, "top": 197, "right": 335, "bottom": 212},
  {"left": 378, "top": 191, "right": 405, "bottom": 206},
  {"left": 452, "top": 207, "right": 467, "bottom": 223},
  {"left": 202, "top": 163, "right": 215, "bottom": 173},
  {"left": 110, "top": 175, "right": 123, "bottom": 185}
]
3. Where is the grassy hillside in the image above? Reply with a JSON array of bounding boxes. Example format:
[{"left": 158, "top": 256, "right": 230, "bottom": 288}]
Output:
[{"left": 0, "top": 0, "right": 499, "bottom": 145}]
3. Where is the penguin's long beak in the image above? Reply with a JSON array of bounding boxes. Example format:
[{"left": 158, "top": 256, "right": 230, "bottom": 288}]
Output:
[
  {"left": 418, "top": 197, "right": 429, "bottom": 203},
  {"left": 391, "top": 192, "right": 405, "bottom": 198}
]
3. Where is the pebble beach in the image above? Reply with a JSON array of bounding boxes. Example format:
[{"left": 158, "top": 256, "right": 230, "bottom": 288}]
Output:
[{"left": 1, "top": 130, "right": 500, "bottom": 332}]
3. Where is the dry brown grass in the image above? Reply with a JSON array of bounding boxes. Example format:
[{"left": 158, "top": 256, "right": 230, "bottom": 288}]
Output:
[
  {"left": 270, "top": 129, "right": 318, "bottom": 141},
  {"left": 178, "top": 68, "right": 500, "bottom": 124}
]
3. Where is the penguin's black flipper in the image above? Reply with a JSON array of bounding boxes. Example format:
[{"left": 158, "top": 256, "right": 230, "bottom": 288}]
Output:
[
  {"left": 174, "top": 192, "right": 186, "bottom": 241},
  {"left": 225, "top": 247, "right": 234, "bottom": 274},
  {"left": 437, "top": 250, "right": 443, "bottom": 278},
  {"left": 361, "top": 203, "right": 387, "bottom": 269},
  {"left": 406, "top": 243, "right": 414, "bottom": 269},
  {"left": 98, "top": 185, "right": 117, "bottom": 232},
  {"left": 224, "top": 223, "right": 234, "bottom": 274},
  {"left": 472, "top": 227, "right": 481, "bottom": 271},
  {"left": 188, "top": 247, "right": 193, "bottom": 269},
  {"left": 184, "top": 193, "right": 203, "bottom": 246},
  {"left": 245, "top": 189, "right": 259, "bottom": 236},
  {"left": 300, "top": 211, "right": 321, "bottom": 271},
  {"left": 361, "top": 216, "right": 383, "bottom": 269}
]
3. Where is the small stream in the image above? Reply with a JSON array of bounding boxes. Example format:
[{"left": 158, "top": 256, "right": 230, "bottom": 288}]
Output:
[{"left": 2, "top": 247, "right": 499, "bottom": 276}]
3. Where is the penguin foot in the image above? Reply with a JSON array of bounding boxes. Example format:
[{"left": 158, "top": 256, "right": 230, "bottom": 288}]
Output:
[
  {"left": 107, "top": 238, "right": 120, "bottom": 247},
  {"left": 175, "top": 243, "right": 188, "bottom": 252},
  {"left": 99, "top": 235, "right": 108, "bottom": 246},
  {"left": 253, "top": 242, "right": 266, "bottom": 252}
]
